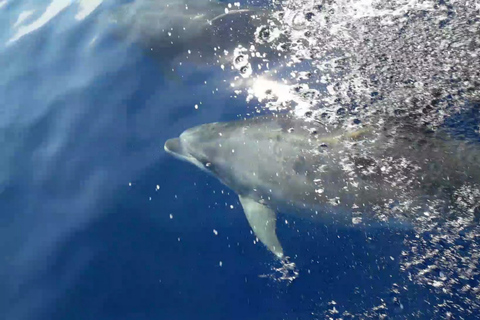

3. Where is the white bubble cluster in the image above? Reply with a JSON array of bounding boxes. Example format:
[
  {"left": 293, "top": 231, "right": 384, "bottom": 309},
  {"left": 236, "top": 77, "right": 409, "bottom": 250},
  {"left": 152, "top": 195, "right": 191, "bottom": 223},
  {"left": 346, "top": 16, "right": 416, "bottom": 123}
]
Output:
[
  {"left": 232, "top": 46, "right": 252, "bottom": 78},
  {"left": 222, "top": 0, "right": 480, "bottom": 316}
]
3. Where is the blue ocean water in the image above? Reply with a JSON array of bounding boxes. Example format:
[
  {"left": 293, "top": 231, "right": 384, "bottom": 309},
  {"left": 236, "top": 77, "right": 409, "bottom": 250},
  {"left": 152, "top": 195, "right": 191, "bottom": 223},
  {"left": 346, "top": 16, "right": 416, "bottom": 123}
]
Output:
[{"left": 0, "top": 1, "right": 478, "bottom": 320}]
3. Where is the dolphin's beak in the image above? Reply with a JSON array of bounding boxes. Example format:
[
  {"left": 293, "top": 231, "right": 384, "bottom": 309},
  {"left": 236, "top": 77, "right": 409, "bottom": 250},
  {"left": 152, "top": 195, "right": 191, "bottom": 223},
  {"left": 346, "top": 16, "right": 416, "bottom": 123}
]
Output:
[
  {"left": 164, "top": 137, "right": 207, "bottom": 171},
  {"left": 164, "top": 138, "right": 183, "bottom": 156}
]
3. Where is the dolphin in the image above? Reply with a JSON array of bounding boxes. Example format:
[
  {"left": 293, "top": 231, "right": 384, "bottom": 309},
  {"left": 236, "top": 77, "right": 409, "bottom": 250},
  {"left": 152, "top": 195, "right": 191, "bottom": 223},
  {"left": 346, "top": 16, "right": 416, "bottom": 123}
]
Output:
[
  {"left": 112, "top": 0, "right": 268, "bottom": 67},
  {"left": 164, "top": 113, "right": 480, "bottom": 258}
]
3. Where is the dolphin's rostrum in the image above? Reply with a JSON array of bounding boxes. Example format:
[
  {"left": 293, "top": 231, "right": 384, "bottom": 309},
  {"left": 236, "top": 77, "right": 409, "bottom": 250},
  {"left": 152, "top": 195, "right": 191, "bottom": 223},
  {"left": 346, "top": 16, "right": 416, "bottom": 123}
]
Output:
[{"left": 165, "top": 114, "right": 480, "bottom": 258}]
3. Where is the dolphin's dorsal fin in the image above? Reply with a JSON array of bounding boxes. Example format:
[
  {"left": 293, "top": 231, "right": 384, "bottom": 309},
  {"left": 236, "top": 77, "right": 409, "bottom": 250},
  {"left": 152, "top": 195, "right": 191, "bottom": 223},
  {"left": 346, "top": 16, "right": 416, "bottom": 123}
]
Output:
[{"left": 238, "top": 195, "right": 284, "bottom": 259}]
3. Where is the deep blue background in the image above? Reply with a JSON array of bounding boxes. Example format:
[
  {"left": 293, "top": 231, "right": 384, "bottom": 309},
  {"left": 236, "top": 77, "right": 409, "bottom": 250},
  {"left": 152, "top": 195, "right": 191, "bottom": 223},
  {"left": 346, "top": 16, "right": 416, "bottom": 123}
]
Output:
[{"left": 0, "top": 1, "right": 477, "bottom": 319}]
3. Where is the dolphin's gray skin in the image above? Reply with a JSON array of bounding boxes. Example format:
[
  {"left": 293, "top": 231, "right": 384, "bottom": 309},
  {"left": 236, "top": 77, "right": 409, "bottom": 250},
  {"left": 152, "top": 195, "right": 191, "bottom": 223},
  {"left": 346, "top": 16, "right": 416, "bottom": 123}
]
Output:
[
  {"left": 112, "top": 0, "right": 267, "bottom": 66},
  {"left": 165, "top": 114, "right": 480, "bottom": 258}
]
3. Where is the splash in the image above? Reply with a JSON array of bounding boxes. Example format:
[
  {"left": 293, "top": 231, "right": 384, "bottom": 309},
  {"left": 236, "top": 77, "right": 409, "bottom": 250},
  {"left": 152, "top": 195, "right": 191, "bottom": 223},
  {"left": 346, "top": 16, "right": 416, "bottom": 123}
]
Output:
[
  {"left": 225, "top": 0, "right": 480, "bottom": 316},
  {"left": 231, "top": 0, "right": 479, "bottom": 127},
  {"left": 259, "top": 256, "right": 299, "bottom": 283}
]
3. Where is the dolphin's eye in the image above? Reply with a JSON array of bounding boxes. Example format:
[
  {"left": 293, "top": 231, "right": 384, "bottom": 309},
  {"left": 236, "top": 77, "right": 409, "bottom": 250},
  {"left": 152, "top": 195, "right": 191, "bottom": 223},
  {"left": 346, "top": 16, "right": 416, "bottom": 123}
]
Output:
[
  {"left": 203, "top": 161, "right": 219, "bottom": 174},
  {"left": 197, "top": 156, "right": 218, "bottom": 173}
]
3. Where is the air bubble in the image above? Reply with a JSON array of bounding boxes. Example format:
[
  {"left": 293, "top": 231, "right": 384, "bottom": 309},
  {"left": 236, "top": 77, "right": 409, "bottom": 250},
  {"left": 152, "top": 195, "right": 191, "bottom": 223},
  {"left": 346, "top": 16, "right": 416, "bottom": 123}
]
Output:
[
  {"left": 235, "top": 55, "right": 245, "bottom": 65},
  {"left": 239, "top": 64, "right": 252, "bottom": 78},
  {"left": 301, "top": 90, "right": 320, "bottom": 100},
  {"left": 257, "top": 26, "right": 271, "bottom": 41},
  {"left": 233, "top": 47, "right": 249, "bottom": 70},
  {"left": 292, "top": 12, "right": 307, "bottom": 30}
]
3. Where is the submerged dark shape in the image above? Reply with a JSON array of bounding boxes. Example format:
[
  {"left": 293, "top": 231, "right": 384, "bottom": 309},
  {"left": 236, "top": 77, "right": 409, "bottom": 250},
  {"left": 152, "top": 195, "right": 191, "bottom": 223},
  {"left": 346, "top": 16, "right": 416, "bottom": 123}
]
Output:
[
  {"left": 112, "top": 0, "right": 270, "bottom": 67},
  {"left": 165, "top": 113, "right": 480, "bottom": 258}
]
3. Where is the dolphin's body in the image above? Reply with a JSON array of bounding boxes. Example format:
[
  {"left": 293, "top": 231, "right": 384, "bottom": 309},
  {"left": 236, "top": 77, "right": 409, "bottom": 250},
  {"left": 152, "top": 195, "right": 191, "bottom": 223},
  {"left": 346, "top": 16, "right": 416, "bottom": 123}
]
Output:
[
  {"left": 113, "top": 0, "right": 266, "bottom": 66},
  {"left": 165, "top": 114, "right": 480, "bottom": 258}
]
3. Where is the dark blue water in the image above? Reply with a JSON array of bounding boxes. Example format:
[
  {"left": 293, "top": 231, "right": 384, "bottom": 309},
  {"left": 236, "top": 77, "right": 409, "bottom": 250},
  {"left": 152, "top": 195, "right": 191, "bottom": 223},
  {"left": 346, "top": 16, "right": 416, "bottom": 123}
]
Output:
[{"left": 0, "top": 1, "right": 478, "bottom": 319}]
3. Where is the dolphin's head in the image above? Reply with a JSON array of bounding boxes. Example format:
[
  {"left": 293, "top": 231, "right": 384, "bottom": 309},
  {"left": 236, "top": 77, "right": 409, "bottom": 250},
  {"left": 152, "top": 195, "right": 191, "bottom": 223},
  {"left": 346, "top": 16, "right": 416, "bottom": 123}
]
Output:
[{"left": 164, "top": 122, "right": 233, "bottom": 176}]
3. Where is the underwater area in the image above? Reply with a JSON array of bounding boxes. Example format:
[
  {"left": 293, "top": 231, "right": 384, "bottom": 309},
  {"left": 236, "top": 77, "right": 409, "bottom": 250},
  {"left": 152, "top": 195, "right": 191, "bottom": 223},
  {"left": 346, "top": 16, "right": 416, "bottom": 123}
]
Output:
[{"left": 0, "top": 0, "right": 479, "bottom": 319}]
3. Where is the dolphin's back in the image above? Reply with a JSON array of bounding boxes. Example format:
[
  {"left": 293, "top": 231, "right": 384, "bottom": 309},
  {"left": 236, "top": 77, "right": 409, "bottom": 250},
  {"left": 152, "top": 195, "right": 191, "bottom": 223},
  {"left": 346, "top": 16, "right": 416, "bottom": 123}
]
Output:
[{"left": 207, "top": 115, "right": 480, "bottom": 215}]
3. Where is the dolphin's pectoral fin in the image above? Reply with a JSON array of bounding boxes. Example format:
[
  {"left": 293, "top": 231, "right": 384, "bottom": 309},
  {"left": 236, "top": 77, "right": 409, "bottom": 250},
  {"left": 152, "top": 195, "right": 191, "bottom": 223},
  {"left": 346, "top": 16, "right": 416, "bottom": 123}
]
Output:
[{"left": 238, "top": 195, "right": 284, "bottom": 259}]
